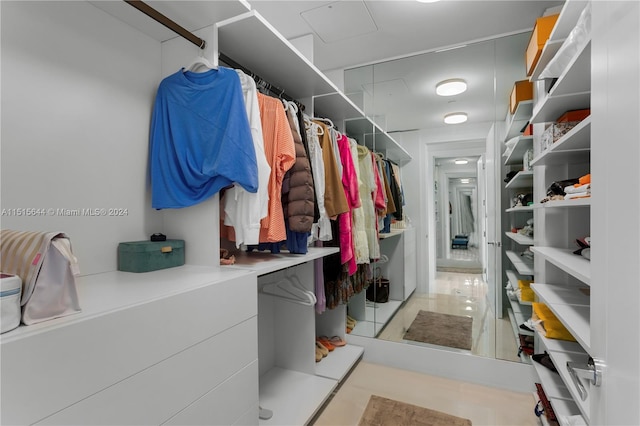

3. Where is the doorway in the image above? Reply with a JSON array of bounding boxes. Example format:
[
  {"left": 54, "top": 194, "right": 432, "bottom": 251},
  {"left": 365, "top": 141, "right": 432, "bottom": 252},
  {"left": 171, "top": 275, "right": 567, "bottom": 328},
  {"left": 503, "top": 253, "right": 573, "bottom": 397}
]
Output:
[{"left": 434, "top": 156, "right": 483, "bottom": 273}]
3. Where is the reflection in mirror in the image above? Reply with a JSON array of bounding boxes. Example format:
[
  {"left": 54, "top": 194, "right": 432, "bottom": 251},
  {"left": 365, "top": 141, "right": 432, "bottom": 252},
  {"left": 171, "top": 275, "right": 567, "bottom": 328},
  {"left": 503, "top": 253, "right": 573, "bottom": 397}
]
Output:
[
  {"left": 435, "top": 156, "right": 482, "bottom": 272},
  {"left": 344, "top": 31, "right": 532, "bottom": 364}
]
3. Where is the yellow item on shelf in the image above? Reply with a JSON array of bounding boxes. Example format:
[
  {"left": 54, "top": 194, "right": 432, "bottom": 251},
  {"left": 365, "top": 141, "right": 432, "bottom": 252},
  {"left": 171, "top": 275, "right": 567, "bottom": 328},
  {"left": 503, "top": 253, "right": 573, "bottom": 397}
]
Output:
[
  {"left": 520, "top": 287, "right": 535, "bottom": 302},
  {"left": 518, "top": 280, "right": 535, "bottom": 302},
  {"left": 533, "top": 303, "right": 577, "bottom": 342},
  {"left": 518, "top": 279, "right": 533, "bottom": 288}
]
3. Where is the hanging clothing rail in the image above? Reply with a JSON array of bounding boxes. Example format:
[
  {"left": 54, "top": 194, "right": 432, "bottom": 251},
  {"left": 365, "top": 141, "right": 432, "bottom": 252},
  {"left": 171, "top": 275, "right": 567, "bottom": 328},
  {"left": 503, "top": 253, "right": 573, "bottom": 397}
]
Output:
[
  {"left": 124, "top": 0, "right": 206, "bottom": 49},
  {"left": 124, "top": 1, "right": 305, "bottom": 111},
  {"left": 219, "top": 52, "right": 305, "bottom": 111}
]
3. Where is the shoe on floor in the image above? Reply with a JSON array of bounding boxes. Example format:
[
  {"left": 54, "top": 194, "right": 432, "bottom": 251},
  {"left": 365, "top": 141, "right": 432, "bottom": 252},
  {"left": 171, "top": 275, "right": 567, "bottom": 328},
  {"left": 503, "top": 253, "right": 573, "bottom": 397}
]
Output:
[
  {"left": 315, "top": 341, "right": 329, "bottom": 357},
  {"left": 328, "top": 336, "right": 347, "bottom": 347},
  {"left": 317, "top": 338, "right": 335, "bottom": 351}
]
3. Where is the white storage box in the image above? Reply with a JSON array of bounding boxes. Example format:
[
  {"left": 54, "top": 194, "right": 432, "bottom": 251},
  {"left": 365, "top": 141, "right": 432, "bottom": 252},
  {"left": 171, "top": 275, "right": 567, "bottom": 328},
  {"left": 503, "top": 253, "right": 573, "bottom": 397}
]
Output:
[{"left": 1, "top": 273, "right": 22, "bottom": 333}]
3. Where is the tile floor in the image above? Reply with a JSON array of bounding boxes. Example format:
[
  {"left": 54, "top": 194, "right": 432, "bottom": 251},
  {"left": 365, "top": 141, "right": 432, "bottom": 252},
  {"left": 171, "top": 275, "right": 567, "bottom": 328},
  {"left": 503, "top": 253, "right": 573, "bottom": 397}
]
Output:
[
  {"left": 312, "top": 361, "right": 539, "bottom": 426},
  {"left": 377, "top": 271, "right": 520, "bottom": 362}
]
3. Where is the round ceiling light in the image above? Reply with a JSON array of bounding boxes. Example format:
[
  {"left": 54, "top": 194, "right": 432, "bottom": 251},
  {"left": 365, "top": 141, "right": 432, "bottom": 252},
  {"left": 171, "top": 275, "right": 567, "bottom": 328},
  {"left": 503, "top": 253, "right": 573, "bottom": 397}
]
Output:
[
  {"left": 436, "top": 78, "right": 467, "bottom": 96},
  {"left": 444, "top": 112, "right": 468, "bottom": 124}
]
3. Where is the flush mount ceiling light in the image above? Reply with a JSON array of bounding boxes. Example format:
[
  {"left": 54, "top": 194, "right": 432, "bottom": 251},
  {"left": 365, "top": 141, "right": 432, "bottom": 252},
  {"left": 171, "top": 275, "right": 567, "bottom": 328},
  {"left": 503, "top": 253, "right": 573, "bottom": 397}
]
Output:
[
  {"left": 436, "top": 78, "right": 467, "bottom": 96},
  {"left": 455, "top": 159, "right": 469, "bottom": 165},
  {"left": 416, "top": 0, "right": 441, "bottom": 3},
  {"left": 460, "top": 178, "right": 470, "bottom": 183},
  {"left": 444, "top": 112, "right": 468, "bottom": 124}
]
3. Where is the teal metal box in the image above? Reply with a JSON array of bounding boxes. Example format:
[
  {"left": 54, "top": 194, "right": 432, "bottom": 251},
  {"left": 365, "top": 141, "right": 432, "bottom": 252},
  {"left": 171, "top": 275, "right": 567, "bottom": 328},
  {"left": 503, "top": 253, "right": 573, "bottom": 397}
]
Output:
[{"left": 117, "top": 240, "right": 185, "bottom": 273}]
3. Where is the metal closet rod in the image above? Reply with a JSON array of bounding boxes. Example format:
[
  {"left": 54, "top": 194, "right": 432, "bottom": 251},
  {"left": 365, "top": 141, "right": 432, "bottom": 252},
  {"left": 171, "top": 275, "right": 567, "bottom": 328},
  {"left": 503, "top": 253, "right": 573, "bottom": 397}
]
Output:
[
  {"left": 124, "top": 0, "right": 206, "bottom": 49},
  {"left": 124, "top": 0, "right": 305, "bottom": 111}
]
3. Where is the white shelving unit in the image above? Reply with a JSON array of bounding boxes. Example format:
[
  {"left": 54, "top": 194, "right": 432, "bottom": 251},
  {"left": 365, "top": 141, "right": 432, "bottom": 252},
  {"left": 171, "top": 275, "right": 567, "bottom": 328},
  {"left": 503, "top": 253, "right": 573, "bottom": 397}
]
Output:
[
  {"left": 529, "top": 2, "right": 592, "bottom": 422},
  {"left": 501, "top": 90, "right": 535, "bottom": 363}
]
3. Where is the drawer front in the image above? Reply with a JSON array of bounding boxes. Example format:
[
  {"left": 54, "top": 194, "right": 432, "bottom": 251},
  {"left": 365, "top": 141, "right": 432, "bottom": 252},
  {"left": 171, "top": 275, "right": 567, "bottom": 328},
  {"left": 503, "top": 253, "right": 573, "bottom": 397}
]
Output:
[
  {"left": 163, "top": 360, "right": 259, "bottom": 425},
  {"left": 37, "top": 317, "right": 258, "bottom": 425},
  {"left": 2, "top": 273, "right": 257, "bottom": 425}
]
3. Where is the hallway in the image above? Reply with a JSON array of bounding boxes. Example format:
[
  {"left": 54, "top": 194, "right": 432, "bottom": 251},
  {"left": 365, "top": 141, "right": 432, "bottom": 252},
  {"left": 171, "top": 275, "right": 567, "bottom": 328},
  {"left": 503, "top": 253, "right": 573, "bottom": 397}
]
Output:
[{"left": 377, "top": 272, "right": 519, "bottom": 361}]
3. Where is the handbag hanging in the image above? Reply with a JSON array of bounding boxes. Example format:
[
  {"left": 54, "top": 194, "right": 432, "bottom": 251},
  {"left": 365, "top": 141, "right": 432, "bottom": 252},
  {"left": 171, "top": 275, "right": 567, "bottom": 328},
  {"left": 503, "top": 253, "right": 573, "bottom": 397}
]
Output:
[
  {"left": 0, "top": 230, "right": 81, "bottom": 325},
  {"left": 366, "top": 267, "right": 390, "bottom": 303}
]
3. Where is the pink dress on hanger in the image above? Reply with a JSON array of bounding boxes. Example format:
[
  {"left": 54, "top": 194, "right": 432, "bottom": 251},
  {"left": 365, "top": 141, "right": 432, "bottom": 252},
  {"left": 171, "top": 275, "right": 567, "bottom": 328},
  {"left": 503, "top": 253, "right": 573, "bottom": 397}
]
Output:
[{"left": 336, "top": 133, "right": 361, "bottom": 275}]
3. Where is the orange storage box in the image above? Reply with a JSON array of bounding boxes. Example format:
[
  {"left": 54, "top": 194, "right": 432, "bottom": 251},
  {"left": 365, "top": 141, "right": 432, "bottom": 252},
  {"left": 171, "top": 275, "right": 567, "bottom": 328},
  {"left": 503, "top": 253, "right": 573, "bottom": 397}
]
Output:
[
  {"left": 525, "top": 14, "right": 560, "bottom": 76},
  {"left": 557, "top": 109, "right": 591, "bottom": 123},
  {"left": 510, "top": 80, "right": 533, "bottom": 115}
]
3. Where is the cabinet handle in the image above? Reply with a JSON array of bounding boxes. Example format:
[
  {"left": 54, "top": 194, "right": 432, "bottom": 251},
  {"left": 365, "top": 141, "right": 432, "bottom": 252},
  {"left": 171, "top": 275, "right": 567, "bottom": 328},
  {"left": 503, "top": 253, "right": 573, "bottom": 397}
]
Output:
[{"left": 567, "top": 358, "right": 604, "bottom": 401}]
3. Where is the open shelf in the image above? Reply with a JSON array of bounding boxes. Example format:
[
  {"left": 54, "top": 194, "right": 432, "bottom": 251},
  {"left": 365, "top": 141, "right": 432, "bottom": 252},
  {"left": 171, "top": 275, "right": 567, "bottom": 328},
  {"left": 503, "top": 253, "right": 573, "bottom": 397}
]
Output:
[
  {"left": 313, "top": 92, "right": 366, "bottom": 129},
  {"left": 258, "top": 367, "right": 337, "bottom": 426},
  {"left": 540, "top": 198, "right": 591, "bottom": 209},
  {"left": 378, "top": 228, "right": 404, "bottom": 239},
  {"left": 531, "top": 116, "right": 591, "bottom": 166},
  {"left": 506, "top": 270, "right": 533, "bottom": 306},
  {"left": 531, "top": 41, "right": 591, "bottom": 124},
  {"left": 536, "top": 325, "right": 586, "bottom": 355},
  {"left": 531, "top": 283, "right": 590, "bottom": 352},
  {"left": 229, "top": 247, "right": 340, "bottom": 277},
  {"left": 507, "top": 301, "right": 534, "bottom": 337},
  {"left": 531, "top": 91, "right": 590, "bottom": 124},
  {"left": 532, "top": 360, "right": 573, "bottom": 401},
  {"left": 505, "top": 171, "right": 534, "bottom": 189},
  {"left": 543, "top": 350, "right": 591, "bottom": 423},
  {"left": 531, "top": 247, "right": 590, "bottom": 285},
  {"left": 506, "top": 251, "right": 534, "bottom": 276},
  {"left": 504, "top": 136, "right": 534, "bottom": 166},
  {"left": 344, "top": 118, "right": 411, "bottom": 165},
  {"left": 315, "top": 344, "right": 363, "bottom": 382},
  {"left": 216, "top": 11, "right": 338, "bottom": 101},
  {"left": 506, "top": 205, "right": 535, "bottom": 213},
  {"left": 530, "top": 1, "right": 590, "bottom": 81},
  {"left": 504, "top": 101, "right": 533, "bottom": 141},
  {"left": 505, "top": 231, "right": 534, "bottom": 246}
]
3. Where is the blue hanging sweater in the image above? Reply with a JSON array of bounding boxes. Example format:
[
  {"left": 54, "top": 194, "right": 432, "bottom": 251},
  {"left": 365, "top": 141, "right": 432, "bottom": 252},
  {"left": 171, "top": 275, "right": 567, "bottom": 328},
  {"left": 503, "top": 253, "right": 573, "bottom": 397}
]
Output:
[{"left": 150, "top": 67, "right": 258, "bottom": 209}]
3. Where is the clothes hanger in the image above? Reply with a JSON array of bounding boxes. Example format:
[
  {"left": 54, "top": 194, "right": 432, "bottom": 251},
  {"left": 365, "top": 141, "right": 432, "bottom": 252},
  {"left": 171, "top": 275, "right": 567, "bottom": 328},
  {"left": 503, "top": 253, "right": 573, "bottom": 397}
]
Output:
[
  {"left": 260, "top": 280, "right": 314, "bottom": 306},
  {"left": 304, "top": 115, "right": 324, "bottom": 136},
  {"left": 183, "top": 52, "right": 217, "bottom": 73},
  {"left": 285, "top": 273, "right": 317, "bottom": 304}
]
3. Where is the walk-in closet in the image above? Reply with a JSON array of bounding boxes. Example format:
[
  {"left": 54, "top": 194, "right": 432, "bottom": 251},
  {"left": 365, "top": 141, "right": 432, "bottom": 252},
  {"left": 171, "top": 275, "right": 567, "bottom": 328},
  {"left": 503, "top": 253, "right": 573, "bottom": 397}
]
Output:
[{"left": 1, "top": 1, "right": 639, "bottom": 425}]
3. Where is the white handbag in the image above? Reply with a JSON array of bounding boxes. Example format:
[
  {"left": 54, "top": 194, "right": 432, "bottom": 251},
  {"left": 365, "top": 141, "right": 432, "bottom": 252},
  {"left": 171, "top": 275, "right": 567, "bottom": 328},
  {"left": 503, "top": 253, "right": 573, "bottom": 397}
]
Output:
[{"left": 0, "top": 230, "right": 81, "bottom": 325}]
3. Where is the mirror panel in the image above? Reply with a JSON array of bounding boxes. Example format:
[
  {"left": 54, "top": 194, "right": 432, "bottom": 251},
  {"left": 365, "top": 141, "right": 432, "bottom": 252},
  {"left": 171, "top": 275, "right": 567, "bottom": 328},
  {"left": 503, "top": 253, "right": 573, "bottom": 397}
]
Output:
[{"left": 344, "top": 32, "right": 531, "bottom": 363}]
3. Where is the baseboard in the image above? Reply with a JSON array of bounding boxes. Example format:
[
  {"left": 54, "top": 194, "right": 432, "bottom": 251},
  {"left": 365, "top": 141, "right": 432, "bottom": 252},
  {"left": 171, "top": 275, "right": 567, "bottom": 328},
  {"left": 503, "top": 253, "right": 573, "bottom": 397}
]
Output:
[{"left": 346, "top": 334, "right": 536, "bottom": 393}]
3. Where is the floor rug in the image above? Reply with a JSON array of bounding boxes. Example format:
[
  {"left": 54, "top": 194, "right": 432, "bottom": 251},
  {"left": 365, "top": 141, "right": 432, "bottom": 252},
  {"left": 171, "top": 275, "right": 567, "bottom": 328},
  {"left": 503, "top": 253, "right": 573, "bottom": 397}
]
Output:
[
  {"left": 358, "top": 395, "right": 472, "bottom": 426},
  {"left": 403, "top": 310, "right": 473, "bottom": 351}
]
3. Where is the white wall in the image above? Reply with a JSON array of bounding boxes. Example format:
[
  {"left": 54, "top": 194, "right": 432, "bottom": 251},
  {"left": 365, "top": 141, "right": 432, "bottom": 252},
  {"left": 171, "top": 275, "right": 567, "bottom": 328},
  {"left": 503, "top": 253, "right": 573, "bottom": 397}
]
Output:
[{"left": 1, "top": 1, "right": 163, "bottom": 275}]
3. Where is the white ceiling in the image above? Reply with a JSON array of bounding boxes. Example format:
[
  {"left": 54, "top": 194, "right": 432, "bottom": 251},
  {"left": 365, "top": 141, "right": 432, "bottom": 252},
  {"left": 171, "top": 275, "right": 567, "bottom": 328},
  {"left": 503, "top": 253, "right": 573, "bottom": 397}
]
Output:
[
  {"left": 93, "top": 0, "right": 564, "bottom": 134},
  {"left": 249, "top": 0, "right": 564, "bottom": 71},
  {"left": 250, "top": 0, "right": 564, "bottom": 133}
]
